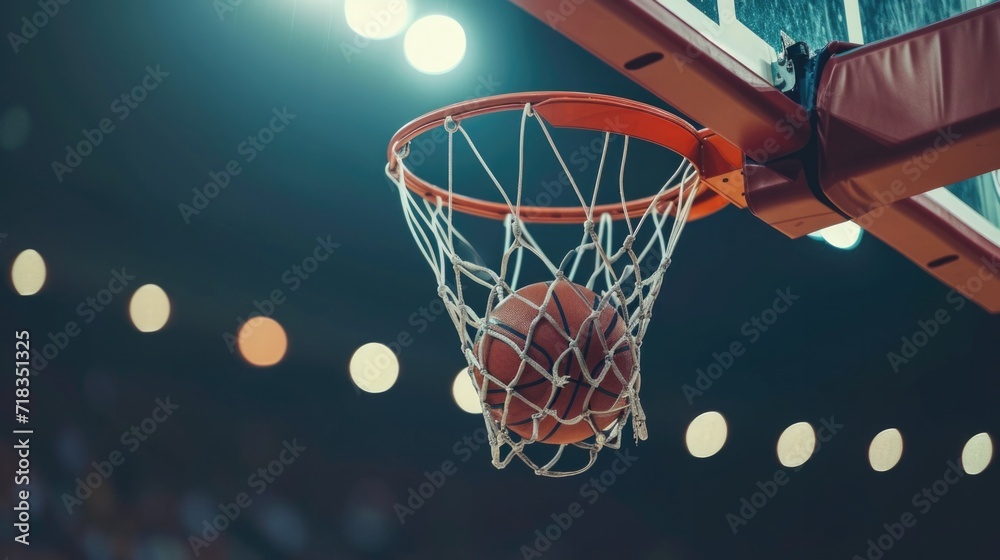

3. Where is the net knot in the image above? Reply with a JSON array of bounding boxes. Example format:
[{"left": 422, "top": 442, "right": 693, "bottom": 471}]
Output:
[{"left": 622, "top": 235, "right": 636, "bottom": 250}]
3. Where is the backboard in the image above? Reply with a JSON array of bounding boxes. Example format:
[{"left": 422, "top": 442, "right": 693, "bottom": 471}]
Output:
[
  {"left": 660, "top": 0, "right": 991, "bottom": 84},
  {"left": 509, "top": 0, "right": 1000, "bottom": 312}
]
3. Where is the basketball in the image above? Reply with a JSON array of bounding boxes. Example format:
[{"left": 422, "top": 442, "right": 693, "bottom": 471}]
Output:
[{"left": 471, "top": 279, "right": 635, "bottom": 444}]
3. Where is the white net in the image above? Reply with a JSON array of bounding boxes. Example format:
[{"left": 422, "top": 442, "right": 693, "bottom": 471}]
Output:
[{"left": 386, "top": 102, "right": 701, "bottom": 476}]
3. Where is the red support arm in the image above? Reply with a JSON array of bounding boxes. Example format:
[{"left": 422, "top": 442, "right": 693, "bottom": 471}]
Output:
[{"left": 859, "top": 194, "right": 1000, "bottom": 313}]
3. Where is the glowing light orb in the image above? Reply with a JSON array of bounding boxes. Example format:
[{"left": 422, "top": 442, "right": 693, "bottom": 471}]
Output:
[{"left": 404, "top": 15, "right": 467, "bottom": 75}]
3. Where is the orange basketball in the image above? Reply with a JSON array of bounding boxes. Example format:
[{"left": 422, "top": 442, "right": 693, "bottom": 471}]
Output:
[{"left": 471, "top": 279, "right": 634, "bottom": 444}]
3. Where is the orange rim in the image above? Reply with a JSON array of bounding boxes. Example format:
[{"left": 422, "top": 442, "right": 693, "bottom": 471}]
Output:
[{"left": 387, "top": 91, "right": 739, "bottom": 223}]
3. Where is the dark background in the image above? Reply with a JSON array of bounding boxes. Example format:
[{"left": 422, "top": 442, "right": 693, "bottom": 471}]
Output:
[{"left": 1, "top": 0, "right": 997, "bottom": 558}]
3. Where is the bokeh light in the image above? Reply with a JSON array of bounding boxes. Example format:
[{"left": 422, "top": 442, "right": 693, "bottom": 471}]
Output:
[
  {"left": 349, "top": 343, "right": 399, "bottom": 393},
  {"left": 342, "top": 478, "right": 399, "bottom": 553},
  {"left": 685, "top": 411, "right": 728, "bottom": 458},
  {"left": 237, "top": 317, "right": 288, "bottom": 367},
  {"left": 129, "top": 284, "right": 171, "bottom": 332},
  {"left": 451, "top": 369, "right": 482, "bottom": 414},
  {"left": 11, "top": 248, "right": 46, "bottom": 295},
  {"left": 0, "top": 105, "right": 31, "bottom": 150},
  {"left": 179, "top": 492, "right": 216, "bottom": 536},
  {"left": 961, "top": 432, "right": 993, "bottom": 475},
  {"left": 819, "top": 221, "right": 863, "bottom": 250},
  {"left": 345, "top": 0, "right": 410, "bottom": 39},
  {"left": 404, "top": 15, "right": 467, "bottom": 74},
  {"left": 253, "top": 499, "right": 309, "bottom": 554},
  {"left": 868, "top": 428, "right": 904, "bottom": 472},
  {"left": 82, "top": 529, "right": 113, "bottom": 560},
  {"left": 776, "top": 421, "right": 816, "bottom": 467}
]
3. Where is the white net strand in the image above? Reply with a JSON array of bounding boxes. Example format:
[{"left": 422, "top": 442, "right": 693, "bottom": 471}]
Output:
[{"left": 386, "top": 102, "right": 701, "bottom": 476}]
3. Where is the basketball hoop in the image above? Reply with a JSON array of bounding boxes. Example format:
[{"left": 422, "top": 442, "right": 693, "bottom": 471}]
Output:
[{"left": 386, "top": 92, "right": 742, "bottom": 476}]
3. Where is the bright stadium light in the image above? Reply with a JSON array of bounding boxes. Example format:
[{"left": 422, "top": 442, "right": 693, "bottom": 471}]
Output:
[
  {"left": 129, "top": 284, "right": 171, "bottom": 333},
  {"left": 344, "top": 0, "right": 410, "bottom": 39},
  {"left": 404, "top": 15, "right": 466, "bottom": 75},
  {"left": 815, "top": 221, "right": 863, "bottom": 250},
  {"left": 350, "top": 343, "right": 400, "bottom": 393},
  {"left": 451, "top": 369, "right": 482, "bottom": 414},
  {"left": 11, "top": 249, "right": 46, "bottom": 296}
]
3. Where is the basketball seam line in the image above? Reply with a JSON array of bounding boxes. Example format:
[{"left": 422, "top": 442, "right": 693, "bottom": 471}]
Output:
[
  {"left": 541, "top": 289, "right": 598, "bottom": 443},
  {"left": 487, "top": 319, "right": 555, "bottom": 369},
  {"left": 483, "top": 319, "right": 556, "bottom": 395}
]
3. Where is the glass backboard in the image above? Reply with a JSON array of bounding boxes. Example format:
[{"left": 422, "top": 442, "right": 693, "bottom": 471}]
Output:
[{"left": 666, "top": 0, "right": 992, "bottom": 85}]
